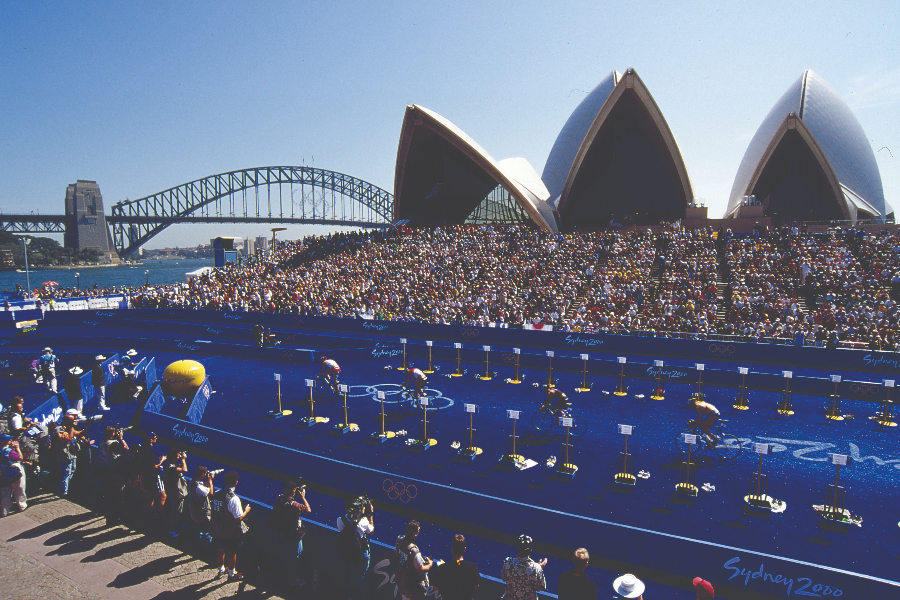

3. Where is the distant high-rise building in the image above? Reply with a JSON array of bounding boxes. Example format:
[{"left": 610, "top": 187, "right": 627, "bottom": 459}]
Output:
[
  {"left": 245, "top": 237, "right": 255, "bottom": 255},
  {"left": 255, "top": 236, "right": 268, "bottom": 253},
  {"left": 64, "top": 180, "right": 119, "bottom": 263}
]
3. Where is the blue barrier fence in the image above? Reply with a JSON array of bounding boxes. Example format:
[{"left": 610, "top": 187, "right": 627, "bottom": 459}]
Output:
[
  {"left": 183, "top": 377, "right": 212, "bottom": 424},
  {"left": 41, "top": 308, "right": 900, "bottom": 377}
]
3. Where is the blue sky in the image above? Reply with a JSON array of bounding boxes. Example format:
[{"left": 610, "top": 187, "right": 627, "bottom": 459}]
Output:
[{"left": 2, "top": 1, "right": 898, "bottom": 248}]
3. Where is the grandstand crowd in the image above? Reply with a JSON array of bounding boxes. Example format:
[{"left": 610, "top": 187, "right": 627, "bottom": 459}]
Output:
[{"left": 19, "top": 224, "right": 900, "bottom": 351}]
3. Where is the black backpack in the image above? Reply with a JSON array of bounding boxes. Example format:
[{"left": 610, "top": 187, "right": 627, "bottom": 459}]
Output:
[
  {"left": 337, "top": 514, "right": 364, "bottom": 561},
  {"left": 268, "top": 494, "right": 296, "bottom": 531}
]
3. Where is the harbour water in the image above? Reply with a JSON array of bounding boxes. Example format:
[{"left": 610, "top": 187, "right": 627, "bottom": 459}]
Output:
[{"left": 0, "top": 258, "right": 213, "bottom": 293}]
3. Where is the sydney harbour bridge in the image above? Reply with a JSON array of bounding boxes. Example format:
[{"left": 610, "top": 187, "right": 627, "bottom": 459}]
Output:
[{"left": 0, "top": 166, "right": 393, "bottom": 257}]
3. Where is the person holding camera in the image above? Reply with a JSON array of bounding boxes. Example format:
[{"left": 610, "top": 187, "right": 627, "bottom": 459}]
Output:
[
  {"left": 212, "top": 470, "right": 251, "bottom": 581},
  {"left": 336, "top": 495, "right": 375, "bottom": 600},
  {"left": 1, "top": 433, "right": 27, "bottom": 516},
  {"left": 188, "top": 465, "right": 217, "bottom": 543},
  {"left": 98, "top": 425, "right": 129, "bottom": 520},
  {"left": 52, "top": 410, "right": 91, "bottom": 497},
  {"left": 163, "top": 449, "right": 189, "bottom": 537},
  {"left": 270, "top": 481, "right": 312, "bottom": 588},
  {"left": 139, "top": 432, "right": 167, "bottom": 523},
  {"left": 395, "top": 520, "right": 436, "bottom": 600}
]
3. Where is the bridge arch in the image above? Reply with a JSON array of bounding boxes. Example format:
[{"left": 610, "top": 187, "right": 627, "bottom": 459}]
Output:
[{"left": 109, "top": 166, "right": 393, "bottom": 256}]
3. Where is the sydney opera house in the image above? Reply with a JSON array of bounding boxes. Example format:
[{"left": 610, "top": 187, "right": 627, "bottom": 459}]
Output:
[{"left": 393, "top": 69, "right": 889, "bottom": 231}]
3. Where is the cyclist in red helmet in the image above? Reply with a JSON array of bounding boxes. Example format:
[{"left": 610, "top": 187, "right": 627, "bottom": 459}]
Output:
[
  {"left": 404, "top": 364, "right": 428, "bottom": 402},
  {"left": 320, "top": 355, "right": 341, "bottom": 391}
]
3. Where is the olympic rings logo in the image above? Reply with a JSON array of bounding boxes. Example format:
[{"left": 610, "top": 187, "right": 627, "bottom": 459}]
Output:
[
  {"left": 459, "top": 328, "right": 481, "bottom": 339},
  {"left": 383, "top": 478, "right": 417, "bottom": 503},
  {"left": 849, "top": 383, "right": 877, "bottom": 397},
  {"left": 501, "top": 353, "right": 518, "bottom": 364},
  {"left": 708, "top": 344, "right": 735, "bottom": 357}
]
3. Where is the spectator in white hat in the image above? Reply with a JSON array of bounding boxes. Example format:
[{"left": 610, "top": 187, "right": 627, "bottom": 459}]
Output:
[
  {"left": 91, "top": 355, "right": 109, "bottom": 411},
  {"left": 613, "top": 573, "right": 645, "bottom": 598},
  {"left": 64, "top": 367, "right": 85, "bottom": 414}
]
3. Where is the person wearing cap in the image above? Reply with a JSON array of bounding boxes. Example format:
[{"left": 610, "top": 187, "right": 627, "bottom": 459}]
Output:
[
  {"left": 612, "top": 573, "right": 645, "bottom": 598},
  {"left": 501, "top": 534, "right": 547, "bottom": 600},
  {"left": 63, "top": 366, "right": 85, "bottom": 414},
  {"left": 1, "top": 433, "right": 27, "bottom": 516},
  {"left": 37, "top": 347, "right": 59, "bottom": 394},
  {"left": 117, "top": 350, "right": 139, "bottom": 376},
  {"left": 558, "top": 547, "right": 597, "bottom": 599},
  {"left": 271, "top": 481, "right": 312, "bottom": 588},
  {"left": 91, "top": 355, "right": 110, "bottom": 411},
  {"left": 693, "top": 577, "right": 714, "bottom": 599}
]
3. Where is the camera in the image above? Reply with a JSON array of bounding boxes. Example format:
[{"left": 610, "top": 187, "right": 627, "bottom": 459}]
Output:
[
  {"left": 349, "top": 494, "right": 372, "bottom": 519},
  {"left": 116, "top": 424, "right": 134, "bottom": 433},
  {"left": 208, "top": 469, "right": 224, "bottom": 477},
  {"left": 77, "top": 414, "right": 104, "bottom": 424}
]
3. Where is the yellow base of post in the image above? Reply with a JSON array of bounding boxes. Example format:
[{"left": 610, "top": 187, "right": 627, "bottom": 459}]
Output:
[
  {"left": 614, "top": 392, "right": 628, "bottom": 397},
  {"left": 676, "top": 483, "right": 698, "bottom": 496},
  {"left": 745, "top": 494, "right": 775, "bottom": 508},
  {"left": 870, "top": 416, "right": 898, "bottom": 427},
  {"left": 650, "top": 394, "right": 665, "bottom": 401},
  {"left": 507, "top": 379, "right": 522, "bottom": 384},
  {"left": 615, "top": 473, "right": 636, "bottom": 485},
  {"left": 450, "top": 373, "right": 463, "bottom": 377},
  {"left": 556, "top": 463, "right": 578, "bottom": 478},
  {"left": 733, "top": 404, "right": 750, "bottom": 411}
]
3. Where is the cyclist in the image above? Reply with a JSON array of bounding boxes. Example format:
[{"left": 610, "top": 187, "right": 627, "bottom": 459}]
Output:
[
  {"left": 688, "top": 396, "right": 720, "bottom": 446},
  {"left": 320, "top": 355, "right": 341, "bottom": 392},
  {"left": 405, "top": 364, "right": 428, "bottom": 402},
  {"left": 540, "top": 385, "right": 571, "bottom": 419}
]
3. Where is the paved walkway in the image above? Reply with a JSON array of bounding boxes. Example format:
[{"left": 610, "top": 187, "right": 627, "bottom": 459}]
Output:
[{"left": 0, "top": 493, "right": 289, "bottom": 600}]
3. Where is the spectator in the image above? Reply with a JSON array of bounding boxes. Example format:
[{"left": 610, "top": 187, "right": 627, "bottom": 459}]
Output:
[
  {"left": 141, "top": 432, "right": 167, "bottom": 522},
  {"left": 97, "top": 425, "right": 128, "bottom": 520},
  {"left": 395, "top": 520, "right": 435, "bottom": 600},
  {"left": 187, "top": 465, "right": 215, "bottom": 543},
  {"left": 163, "top": 449, "right": 189, "bottom": 537},
  {"left": 336, "top": 495, "right": 374, "bottom": 600},
  {"left": 38, "top": 347, "right": 58, "bottom": 394},
  {"left": 558, "top": 547, "right": 597, "bottom": 599},
  {"left": 693, "top": 577, "right": 715, "bottom": 599},
  {"left": 212, "top": 470, "right": 251, "bottom": 581},
  {"left": 3, "top": 397, "right": 44, "bottom": 478},
  {"left": 613, "top": 573, "right": 645, "bottom": 599},
  {"left": 52, "top": 410, "right": 87, "bottom": 497},
  {"left": 1, "top": 433, "right": 26, "bottom": 516},
  {"left": 430, "top": 533, "right": 479, "bottom": 600},
  {"left": 91, "top": 355, "right": 109, "bottom": 411},
  {"left": 501, "top": 534, "right": 547, "bottom": 600},
  {"left": 270, "top": 481, "right": 312, "bottom": 588},
  {"left": 63, "top": 366, "right": 84, "bottom": 414}
]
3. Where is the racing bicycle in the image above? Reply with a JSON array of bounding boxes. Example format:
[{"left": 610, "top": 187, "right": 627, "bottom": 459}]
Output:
[
  {"left": 674, "top": 419, "right": 742, "bottom": 459},
  {"left": 313, "top": 374, "right": 342, "bottom": 399},
  {"left": 532, "top": 407, "right": 588, "bottom": 438},
  {"left": 398, "top": 381, "right": 444, "bottom": 411}
]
